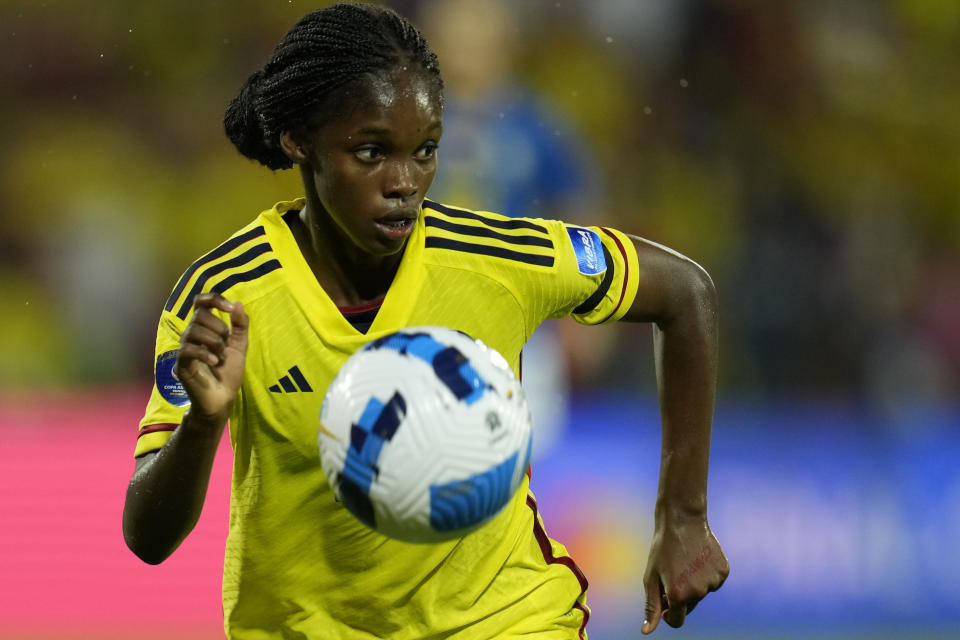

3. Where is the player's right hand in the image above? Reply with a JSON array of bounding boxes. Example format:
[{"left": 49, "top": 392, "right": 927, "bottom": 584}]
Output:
[{"left": 174, "top": 293, "right": 249, "bottom": 423}]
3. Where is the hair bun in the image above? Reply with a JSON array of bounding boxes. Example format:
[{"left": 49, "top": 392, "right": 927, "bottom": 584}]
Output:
[{"left": 223, "top": 70, "right": 293, "bottom": 170}]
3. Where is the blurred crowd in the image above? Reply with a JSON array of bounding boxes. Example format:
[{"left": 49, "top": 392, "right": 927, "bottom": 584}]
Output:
[{"left": 1, "top": 0, "right": 957, "bottom": 413}]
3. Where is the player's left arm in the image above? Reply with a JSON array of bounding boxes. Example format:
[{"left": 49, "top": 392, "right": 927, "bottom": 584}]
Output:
[{"left": 619, "top": 235, "right": 730, "bottom": 634}]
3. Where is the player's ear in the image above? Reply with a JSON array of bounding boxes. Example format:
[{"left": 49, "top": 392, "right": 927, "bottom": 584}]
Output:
[{"left": 280, "top": 131, "right": 310, "bottom": 165}]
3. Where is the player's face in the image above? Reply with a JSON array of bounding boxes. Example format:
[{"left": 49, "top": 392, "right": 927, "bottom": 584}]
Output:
[{"left": 306, "top": 68, "right": 442, "bottom": 257}]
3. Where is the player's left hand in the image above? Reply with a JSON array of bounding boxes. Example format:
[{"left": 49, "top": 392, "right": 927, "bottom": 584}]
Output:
[{"left": 640, "top": 513, "right": 729, "bottom": 634}]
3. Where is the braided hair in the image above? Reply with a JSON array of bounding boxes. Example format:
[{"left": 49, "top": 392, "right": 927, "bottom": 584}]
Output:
[{"left": 224, "top": 3, "right": 444, "bottom": 170}]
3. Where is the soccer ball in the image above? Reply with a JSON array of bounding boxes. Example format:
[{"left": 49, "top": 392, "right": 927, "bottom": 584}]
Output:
[{"left": 318, "top": 326, "right": 532, "bottom": 543}]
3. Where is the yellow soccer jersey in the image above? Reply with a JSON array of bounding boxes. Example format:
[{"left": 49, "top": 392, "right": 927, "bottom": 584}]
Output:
[{"left": 136, "top": 198, "right": 640, "bottom": 639}]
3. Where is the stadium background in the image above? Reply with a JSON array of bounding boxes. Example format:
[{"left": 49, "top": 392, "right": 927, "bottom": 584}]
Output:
[{"left": 1, "top": 1, "right": 958, "bottom": 638}]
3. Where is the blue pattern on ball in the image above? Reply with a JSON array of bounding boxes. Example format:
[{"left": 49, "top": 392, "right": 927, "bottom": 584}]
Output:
[
  {"left": 428, "top": 451, "right": 520, "bottom": 532},
  {"left": 366, "top": 330, "right": 489, "bottom": 406},
  {"left": 342, "top": 392, "right": 406, "bottom": 495}
]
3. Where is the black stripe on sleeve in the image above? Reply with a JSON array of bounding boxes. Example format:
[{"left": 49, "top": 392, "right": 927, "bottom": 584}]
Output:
[
  {"left": 175, "top": 243, "right": 273, "bottom": 319},
  {"left": 424, "top": 216, "right": 554, "bottom": 248},
  {"left": 176, "top": 259, "right": 282, "bottom": 319},
  {"left": 425, "top": 237, "right": 554, "bottom": 267},
  {"left": 164, "top": 227, "right": 266, "bottom": 312},
  {"left": 208, "top": 259, "right": 282, "bottom": 296},
  {"left": 572, "top": 243, "right": 615, "bottom": 315},
  {"left": 423, "top": 201, "right": 549, "bottom": 234}
]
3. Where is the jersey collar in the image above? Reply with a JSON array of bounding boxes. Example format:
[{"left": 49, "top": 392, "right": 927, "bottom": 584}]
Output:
[{"left": 261, "top": 199, "right": 427, "bottom": 344}]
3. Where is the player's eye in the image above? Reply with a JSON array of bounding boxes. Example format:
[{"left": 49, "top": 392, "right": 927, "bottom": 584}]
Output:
[
  {"left": 355, "top": 146, "right": 384, "bottom": 163},
  {"left": 414, "top": 142, "right": 438, "bottom": 161}
]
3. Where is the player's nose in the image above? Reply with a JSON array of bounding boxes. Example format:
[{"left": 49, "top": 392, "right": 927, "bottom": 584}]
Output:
[{"left": 383, "top": 159, "right": 418, "bottom": 201}]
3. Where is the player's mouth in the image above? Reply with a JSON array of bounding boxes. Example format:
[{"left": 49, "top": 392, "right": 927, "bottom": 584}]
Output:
[{"left": 375, "top": 211, "right": 418, "bottom": 240}]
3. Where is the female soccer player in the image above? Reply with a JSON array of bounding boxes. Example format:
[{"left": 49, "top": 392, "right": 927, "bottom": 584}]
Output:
[{"left": 122, "top": 4, "right": 728, "bottom": 638}]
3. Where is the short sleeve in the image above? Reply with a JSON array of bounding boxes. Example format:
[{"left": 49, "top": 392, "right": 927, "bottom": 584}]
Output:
[
  {"left": 423, "top": 207, "right": 644, "bottom": 334},
  {"left": 134, "top": 310, "right": 190, "bottom": 457},
  {"left": 547, "top": 223, "right": 640, "bottom": 325}
]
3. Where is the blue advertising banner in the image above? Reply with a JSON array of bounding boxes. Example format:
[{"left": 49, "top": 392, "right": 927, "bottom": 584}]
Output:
[{"left": 531, "top": 396, "right": 960, "bottom": 639}]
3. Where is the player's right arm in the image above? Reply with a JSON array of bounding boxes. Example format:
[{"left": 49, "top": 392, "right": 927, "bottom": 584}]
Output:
[{"left": 122, "top": 294, "right": 248, "bottom": 564}]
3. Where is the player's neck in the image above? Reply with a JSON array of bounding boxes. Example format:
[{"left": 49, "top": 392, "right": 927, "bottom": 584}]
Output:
[{"left": 289, "top": 204, "right": 403, "bottom": 308}]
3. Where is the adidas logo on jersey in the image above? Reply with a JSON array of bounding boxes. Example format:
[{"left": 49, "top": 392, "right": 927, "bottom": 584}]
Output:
[{"left": 269, "top": 366, "right": 313, "bottom": 393}]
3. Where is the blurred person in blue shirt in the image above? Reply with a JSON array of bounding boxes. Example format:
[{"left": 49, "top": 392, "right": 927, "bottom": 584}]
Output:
[{"left": 420, "top": 0, "right": 601, "bottom": 460}]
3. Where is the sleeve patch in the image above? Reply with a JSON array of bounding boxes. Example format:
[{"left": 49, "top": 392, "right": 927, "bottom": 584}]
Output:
[
  {"left": 155, "top": 350, "right": 191, "bottom": 407},
  {"left": 566, "top": 226, "right": 607, "bottom": 276}
]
